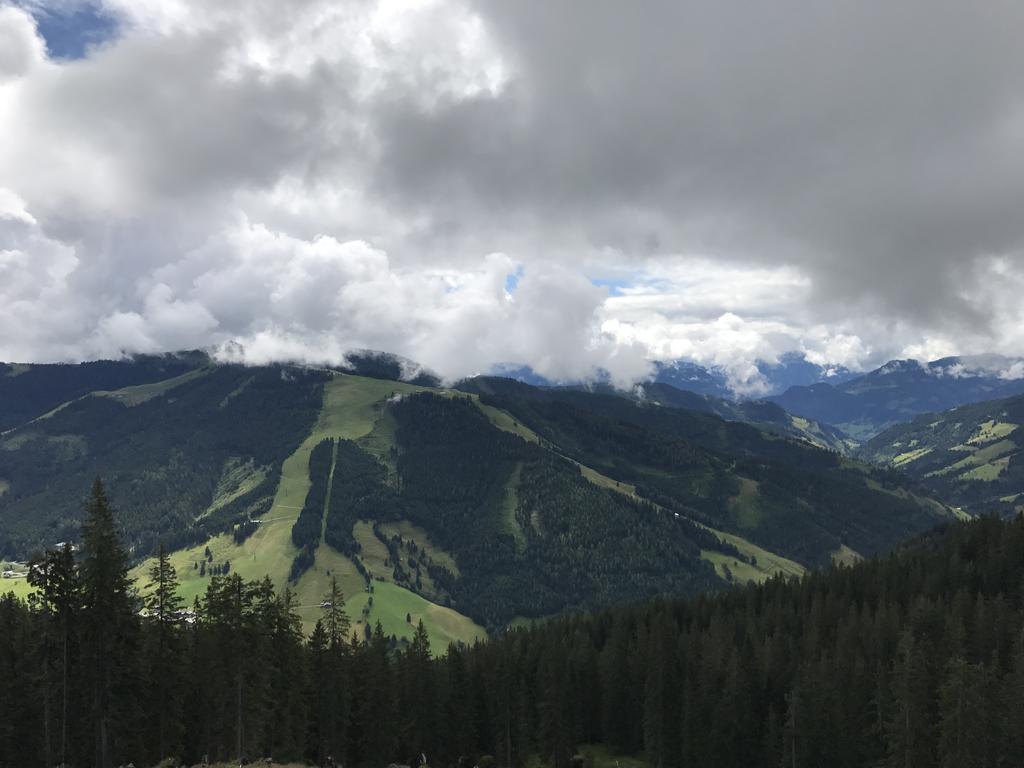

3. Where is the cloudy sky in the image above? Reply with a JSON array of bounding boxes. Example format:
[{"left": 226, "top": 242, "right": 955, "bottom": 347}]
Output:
[{"left": 2, "top": 0, "right": 1023, "bottom": 392}]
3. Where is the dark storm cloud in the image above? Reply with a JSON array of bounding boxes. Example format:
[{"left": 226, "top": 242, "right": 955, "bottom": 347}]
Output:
[{"left": 372, "top": 0, "right": 1024, "bottom": 329}]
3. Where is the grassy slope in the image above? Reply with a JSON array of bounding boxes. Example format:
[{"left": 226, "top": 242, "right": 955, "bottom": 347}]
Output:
[
  {"left": 347, "top": 581, "right": 484, "bottom": 654},
  {"left": 497, "top": 462, "right": 527, "bottom": 551},
  {"left": 0, "top": 576, "right": 33, "bottom": 601},
  {"left": 201, "top": 458, "right": 269, "bottom": 519},
  {"left": 377, "top": 520, "right": 461, "bottom": 576},
  {"left": 95, "top": 366, "right": 212, "bottom": 406},
  {"left": 700, "top": 528, "right": 802, "bottom": 581},
  {"left": 131, "top": 374, "right": 485, "bottom": 646},
  {"left": 831, "top": 543, "right": 864, "bottom": 567}
]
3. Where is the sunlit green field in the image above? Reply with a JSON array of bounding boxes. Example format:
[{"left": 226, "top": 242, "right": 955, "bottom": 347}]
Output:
[{"left": 0, "top": 576, "right": 33, "bottom": 601}]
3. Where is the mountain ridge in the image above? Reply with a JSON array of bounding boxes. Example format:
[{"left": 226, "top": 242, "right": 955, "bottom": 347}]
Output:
[
  {"left": 770, "top": 354, "right": 1024, "bottom": 440},
  {"left": 0, "top": 354, "right": 954, "bottom": 634}
]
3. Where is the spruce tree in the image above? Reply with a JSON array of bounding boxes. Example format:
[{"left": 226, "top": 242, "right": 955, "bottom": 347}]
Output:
[
  {"left": 400, "top": 620, "right": 437, "bottom": 762},
  {"left": 316, "top": 584, "right": 353, "bottom": 768},
  {"left": 0, "top": 593, "right": 39, "bottom": 767},
  {"left": 79, "top": 478, "right": 138, "bottom": 768},
  {"left": 266, "top": 587, "right": 309, "bottom": 760},
  {"left": 885, "top": 631, "right": 935, "bottom": 768},
  {"left": 307, "top": 620, "right": 332, "bottom": 765},
  {"left": 27, "top": 543, "right": 78, "bottom": 768},
  {"left": 323, "top": 576, "right": 351, "bottom": 647},
  {"left": 936, "top": 657, "right": 994, "bottom": 768},
  {"left": 143, "top": 542, "right": 185, "bottom": 763}
]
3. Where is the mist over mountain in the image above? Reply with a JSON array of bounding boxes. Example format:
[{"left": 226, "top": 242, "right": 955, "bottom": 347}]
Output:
[{"left": 489, "top": 351, "right": 857, "bottom": 399}]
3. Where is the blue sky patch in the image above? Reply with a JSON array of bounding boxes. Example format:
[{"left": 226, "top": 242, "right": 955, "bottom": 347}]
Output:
[
  {"left": 590, "top": 277, "right": 632, "bottom": 296},
  {"left": 504, "top": 265, "right": 524, "bottom": 295},
  {"left": 22, "top": 1, "right": 119, "bottom": 60}
]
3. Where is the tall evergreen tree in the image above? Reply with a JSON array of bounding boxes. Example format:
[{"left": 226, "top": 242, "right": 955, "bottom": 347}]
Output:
[
  {"left": 0, "top": 593, "right": 40, "bottom": 767},
  {"left": 79, "top": 478, "right": 138, "bottom": 768},
  {"left": 27, "top": 543, "right": 79, "bottom": 768},
  {"left": 357, "top": 621, "right": 397, "bottom": 763},
  {"left": 399, "top": 620, "right": 437, "bottom": 763},
  {"left": 142, "top": 542, "right": 185, "bottom": 763},
  {"left": 265, "top": 587, "right": 309, "bottom": 760},
  {"left": 936, "top": 657, "right": 994, "bottom": 768},
  {"left": 642, "top": 614, "right": 679, "bottom": 768},
  {"left": 323, "top": 576, "right": 351, "bottom": 647},
  {"left": 885, "top": 631, "right": 935, "bottom": 768}
]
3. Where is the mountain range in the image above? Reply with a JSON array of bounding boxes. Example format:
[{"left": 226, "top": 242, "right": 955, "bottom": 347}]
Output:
[
  {"left": 495, "top": 353, "right": 1024, "bottom": 443},
  {"left": 494, "top": 351, "right": 857, "bottom": 398},
  {"left": 769, "top": 356, "right": 1024, "bottom": 440},
  {"left": 0, "top": 352, "right": 953, "bottom": 640}
]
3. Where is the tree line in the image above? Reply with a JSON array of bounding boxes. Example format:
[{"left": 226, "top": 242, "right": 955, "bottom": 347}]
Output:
[{"left": 5, "top": 481, "right": 1024, "bottom": 767}]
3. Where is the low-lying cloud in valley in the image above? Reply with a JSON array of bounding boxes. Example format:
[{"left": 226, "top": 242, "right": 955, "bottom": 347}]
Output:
[{"left": 2, "top": 0, "right": 1024, "bottom": 391}]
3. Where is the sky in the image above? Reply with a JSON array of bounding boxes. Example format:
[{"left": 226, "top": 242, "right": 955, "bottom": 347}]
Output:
[{"left": 1, "top": 1, "right": 1023, "bottom": 393}]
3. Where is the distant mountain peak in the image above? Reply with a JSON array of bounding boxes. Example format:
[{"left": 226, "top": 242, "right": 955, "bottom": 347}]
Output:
[
  {"left": 926, "top": 354, "right": 1024, "bottom": 381},
  {"left": 872, "top": 359, "right": 923, "bottom": 376}
]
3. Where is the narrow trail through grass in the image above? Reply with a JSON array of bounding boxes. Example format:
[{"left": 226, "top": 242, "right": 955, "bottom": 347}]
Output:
[{"left": 320, "top": 440, "right": 338, "bottom": 544}]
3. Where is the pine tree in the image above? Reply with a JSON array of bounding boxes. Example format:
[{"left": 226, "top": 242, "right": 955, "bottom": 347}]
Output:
[
  {"left": 266, "top": 587, "right": 309, "bottom": 760},
  {"left": 27, "top": 543, "right": 78, "bottom": 768},
  {"left": 1001, "top": 629, "right": 1024, "bottom": 761},
  {"left": 643, "top": 615, "right": 679, "bottom": 768},
  {"left": 359, "top": 621, "right": 397, "bottom": 762},
  {"left": 79, "top": 478, "right": 138, "bottom": 768},
  {"left": 307, "top": 621, "right": 333, "bottom": 765},
  {"left": 400, "top": 620, "right": 437, "bottom": 762},
  {"left": 143, "top": 542, "right": 185, "bottom": 763},
  {"left": 538, "top": 640, "right": 572, "bottom": 768},
  {"left": 885, "top": 631, "right": 935, "bottom": 768},
  {"left": 0, "top": 594, "right": 40, "bottom": 767},
  {"left": 936, "top": 657, "right": 994, "bottom": 768},
  {"left": 323, "top": 577, "right": 351, "bottom": 647}
]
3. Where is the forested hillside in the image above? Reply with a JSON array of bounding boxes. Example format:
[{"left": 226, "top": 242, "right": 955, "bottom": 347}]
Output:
[
  {"left": 0, "top": 357, "right": 954, "bottom": 634},
  {"left": 355, "top": 393, "right": 724, "bottom": 625},
  {"left": 0, "top": 353, "right": 206, "bottom": 432},
  {"left": 0, "top": 363, "right": 326, "bottom": 557},
  {"left": 3, "top": 482, "right": 1023, "bottom": 768},
  {"left": 458, "top": 377, "right": 950, "bottom": 567},
  {"left": 860, "top": 393, "right": 1024, "bottom": 517}
]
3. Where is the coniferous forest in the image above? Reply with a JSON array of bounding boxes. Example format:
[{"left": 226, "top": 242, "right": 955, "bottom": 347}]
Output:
[{"left": 4, "top": 480, "right": 1024, "bottom": 767}]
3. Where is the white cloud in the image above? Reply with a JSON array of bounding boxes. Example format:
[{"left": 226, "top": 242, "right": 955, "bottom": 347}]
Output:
[
  {"left": 1000, "top": 362, "right": 1024, "bottom": 381},
  {"left": 0, "top": 6, "right": 45, "bottom": 80},
  {"left": 1, "top": 0, "right": 1023, "bottom": 394}
]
